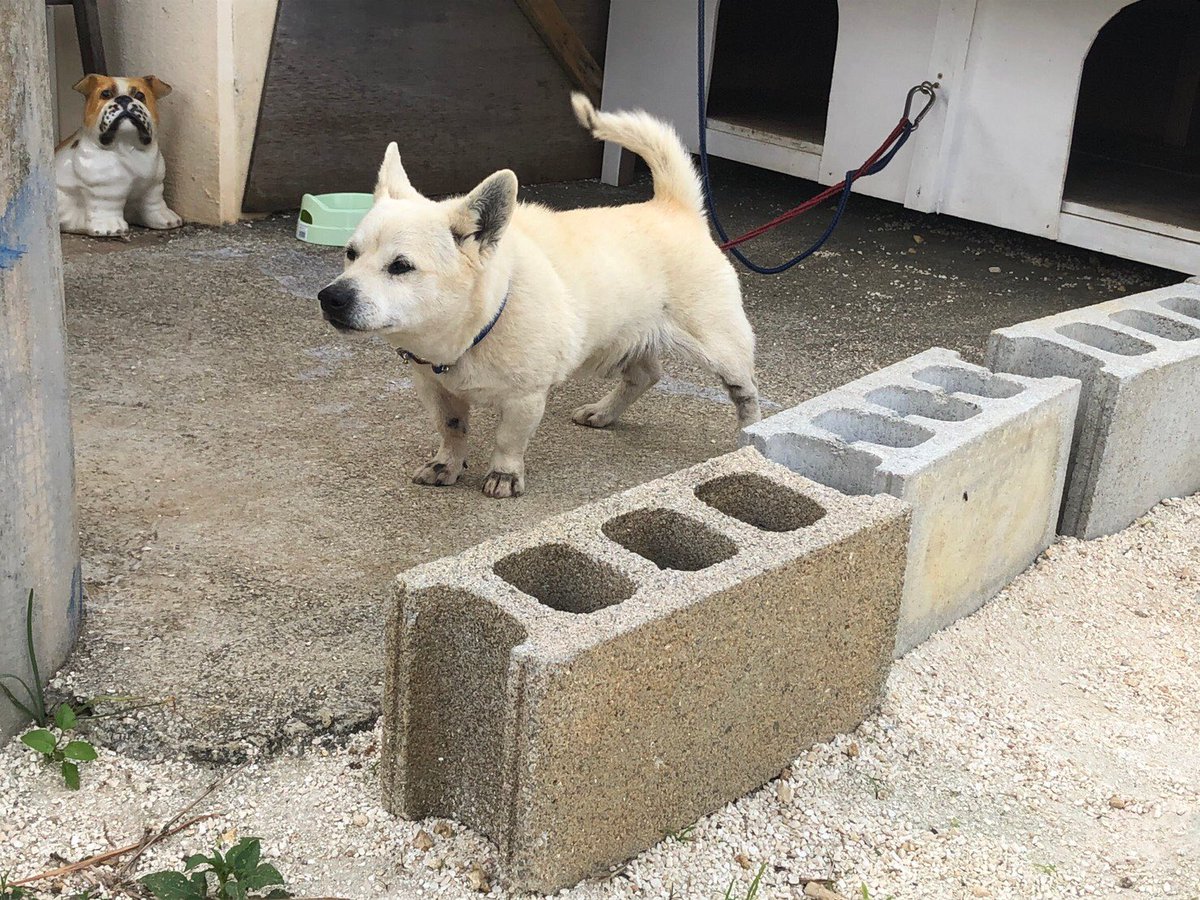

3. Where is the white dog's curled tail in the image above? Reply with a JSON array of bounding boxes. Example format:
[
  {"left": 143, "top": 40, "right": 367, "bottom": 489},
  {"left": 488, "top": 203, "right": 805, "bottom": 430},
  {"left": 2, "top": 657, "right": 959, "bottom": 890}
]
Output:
[{"left": 570, "top": 92, "right": 705, "bottom": 216}]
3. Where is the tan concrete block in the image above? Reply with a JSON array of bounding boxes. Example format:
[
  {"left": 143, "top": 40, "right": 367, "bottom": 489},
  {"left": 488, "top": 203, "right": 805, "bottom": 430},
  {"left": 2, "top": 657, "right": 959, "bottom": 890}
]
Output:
[{"left": 382, "top": 448, "right": 909, "bottom": 892}]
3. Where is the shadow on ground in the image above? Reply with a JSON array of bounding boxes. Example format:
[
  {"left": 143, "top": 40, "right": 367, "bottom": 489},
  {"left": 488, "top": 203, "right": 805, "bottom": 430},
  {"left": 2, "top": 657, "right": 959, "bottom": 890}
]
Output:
[{"left": 57, "top": 159, "right": 1181, "bottom": 760}]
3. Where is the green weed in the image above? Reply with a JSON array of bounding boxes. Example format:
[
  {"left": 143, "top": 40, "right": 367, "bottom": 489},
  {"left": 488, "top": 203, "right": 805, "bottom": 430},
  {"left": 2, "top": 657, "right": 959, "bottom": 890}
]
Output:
[
  {"left": 2, "top": 589, "right": 98, "bottom": 789},
  {"left": 0, "top": 590, "right": 48, "bottom": 725},
  {"left": 140, "top": 838, "right": 290, "bottom": 900},
  {"left": 1, "top": 871, "right": 28, "bottom": 899},
  {"left": 722, "top": 862, "right": 766, "bottom": 900},
  {"left": 19, "top": 703, "right": 97, "bottom": 790},
  {"left": 671, "top": 823, "right": 697, "bottom": 843}
]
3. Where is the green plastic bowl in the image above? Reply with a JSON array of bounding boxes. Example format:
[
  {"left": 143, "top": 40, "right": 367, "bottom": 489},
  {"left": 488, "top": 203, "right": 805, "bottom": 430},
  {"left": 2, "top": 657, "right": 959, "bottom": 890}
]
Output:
[{"left": 296, "top": 192, "right": 373, "bottom": 246}]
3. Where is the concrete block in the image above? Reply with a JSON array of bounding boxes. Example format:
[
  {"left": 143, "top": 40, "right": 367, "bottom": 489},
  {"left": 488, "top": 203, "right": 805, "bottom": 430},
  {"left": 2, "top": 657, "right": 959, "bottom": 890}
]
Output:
[
  {"left": 382, "top": 448, "right": 908, "bottom": 893},
  {"left": 742, "top": 348, "right": 1079, "bottom": 656},
  {"left": 987, "top": 282, "right": 1200, "bottom": 539}
]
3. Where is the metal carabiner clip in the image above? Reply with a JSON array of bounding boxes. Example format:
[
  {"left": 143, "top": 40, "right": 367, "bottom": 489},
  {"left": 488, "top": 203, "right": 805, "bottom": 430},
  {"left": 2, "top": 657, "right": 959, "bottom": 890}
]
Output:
[{"left": 904, "top": 81, "right": 937, "bottom": 130}]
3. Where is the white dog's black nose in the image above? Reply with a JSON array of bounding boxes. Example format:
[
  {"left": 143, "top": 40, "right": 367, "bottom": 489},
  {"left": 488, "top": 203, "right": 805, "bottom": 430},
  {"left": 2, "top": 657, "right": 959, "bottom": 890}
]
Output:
[
  {"left": 115, "top": 95, "right": 132, "bottom": 108},
  {"left": 318, "top": 281, "right": 356, "bottom": 316}
]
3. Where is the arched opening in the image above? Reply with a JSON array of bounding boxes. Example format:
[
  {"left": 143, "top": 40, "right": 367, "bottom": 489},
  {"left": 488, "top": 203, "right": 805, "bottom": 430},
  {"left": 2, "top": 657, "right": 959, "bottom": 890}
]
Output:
[
  {"left": 1064, "top": 0, "right": 1200, "bottom": 233},
  {"left": 705, "top": 0, "right": 839, "bottom": 150}
]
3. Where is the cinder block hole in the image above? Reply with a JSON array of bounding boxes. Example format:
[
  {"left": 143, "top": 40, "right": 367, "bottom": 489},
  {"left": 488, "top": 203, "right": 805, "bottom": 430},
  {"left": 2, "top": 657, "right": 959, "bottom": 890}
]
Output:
[
  {"left": 493, "top": 544, "right": 634, "bottom": 614},
  {"left": 759, "top": 434, "right": 883, "bottom": 497},
  {"left": 1110, "top": 309, "right": 1200, "bottom": 342},
  {"left": 695, "top": 473, "right": 826, "bottom": 532},
  {"left": 602, "top": 508, "right": 737, "bottom": 571},
  {"left": 812, "top": 408, "right": 933, "bottom": 448},
  {"left": 1159, "top": 296, "right": 1200, "bottom": 323},
  {"left": 864, "top": 385, "right": 981, "bottom": 421},
  {"left": 1056, "top": 322, "right": 1154, "bottom": 356},
  {"left": 912, "top": 365, "right": 1024, "bottom": 399}
]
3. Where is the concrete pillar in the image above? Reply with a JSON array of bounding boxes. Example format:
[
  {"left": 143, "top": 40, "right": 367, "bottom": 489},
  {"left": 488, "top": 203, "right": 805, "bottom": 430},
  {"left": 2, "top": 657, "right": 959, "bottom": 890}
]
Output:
[{"left": 1, "top": 0, "right": 82, "bottom": 742}]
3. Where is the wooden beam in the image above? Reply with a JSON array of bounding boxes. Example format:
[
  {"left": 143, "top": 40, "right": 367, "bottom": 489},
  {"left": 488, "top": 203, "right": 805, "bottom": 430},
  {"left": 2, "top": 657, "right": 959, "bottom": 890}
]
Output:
[
  {"left": 72, "top": 0, "right": 107, "bottom": 75},
  {"left": 45, "top": 0, "right": 107, "bottom": 74},
  {"left": 514, "top": 0, "right": 604, "bottom": 105}
]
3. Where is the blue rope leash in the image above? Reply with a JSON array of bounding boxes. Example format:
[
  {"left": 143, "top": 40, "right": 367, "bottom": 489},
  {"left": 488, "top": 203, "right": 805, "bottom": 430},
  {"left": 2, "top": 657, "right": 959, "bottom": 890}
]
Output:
[{"left": 696, "top": 0, "right": 922, "bottom": 275}]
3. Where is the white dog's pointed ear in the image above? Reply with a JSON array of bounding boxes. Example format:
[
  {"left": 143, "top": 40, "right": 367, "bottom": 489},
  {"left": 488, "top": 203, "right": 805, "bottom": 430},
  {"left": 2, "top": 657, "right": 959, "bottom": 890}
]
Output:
[
  {"left": 451, "top": 169, "right": 518, "bottom": 252},
  {"left": 374, "top": 142, "right": 418, "bottom": 200}
]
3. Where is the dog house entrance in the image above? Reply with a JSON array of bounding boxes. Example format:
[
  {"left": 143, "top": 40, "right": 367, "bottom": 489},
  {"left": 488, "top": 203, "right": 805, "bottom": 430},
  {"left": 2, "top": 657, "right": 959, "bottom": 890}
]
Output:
[
  {"left": 1063, "top": 0, "right": 1200, "bottom": 238},
  {"left": 704, "top": 0, "right": 838, "bottom": 177}
]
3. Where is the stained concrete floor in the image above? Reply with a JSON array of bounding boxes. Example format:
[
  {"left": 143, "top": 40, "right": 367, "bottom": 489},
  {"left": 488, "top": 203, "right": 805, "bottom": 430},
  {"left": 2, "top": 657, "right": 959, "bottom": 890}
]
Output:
[{"left": 56, "top": 159, "right": 1181, "bottom": 760}]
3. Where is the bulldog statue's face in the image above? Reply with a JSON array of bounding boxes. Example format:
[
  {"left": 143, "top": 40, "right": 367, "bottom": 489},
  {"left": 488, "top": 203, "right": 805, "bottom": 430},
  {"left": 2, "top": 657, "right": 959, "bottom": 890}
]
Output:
[{"left": 74, "top": 74, "right": 171, "bottom": 147}]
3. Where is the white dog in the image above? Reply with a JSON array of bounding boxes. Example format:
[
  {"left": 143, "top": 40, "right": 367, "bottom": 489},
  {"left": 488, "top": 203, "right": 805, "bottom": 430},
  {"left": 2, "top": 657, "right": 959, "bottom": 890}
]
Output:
[
  {"left": 318, "top": 93, "right": 759, "bottom": 498},
  {"left": 55, "top": 74, "right": 182, "bottom": 236}
]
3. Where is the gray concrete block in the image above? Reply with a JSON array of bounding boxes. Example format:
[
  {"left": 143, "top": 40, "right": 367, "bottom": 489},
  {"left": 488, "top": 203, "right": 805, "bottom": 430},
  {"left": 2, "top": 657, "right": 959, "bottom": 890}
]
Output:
[
  {"left": 742, "top": 348, "right": 1079, "bottom": 656},
  {"left": 987, "top": 282, "right": 1200, "bottom": 539},
  {"left": 381, "top": 448, "right": 909, "bottom": 893}
]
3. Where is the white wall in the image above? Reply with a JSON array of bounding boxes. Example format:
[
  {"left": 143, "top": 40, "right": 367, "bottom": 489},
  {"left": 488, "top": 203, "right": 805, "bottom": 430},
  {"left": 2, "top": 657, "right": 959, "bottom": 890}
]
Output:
[
  {"left": 50, "top": 0, "right": 277, "bottom": 224},
  {"left": 935, "top": 0, "right": 1134, "bottom": 238}
]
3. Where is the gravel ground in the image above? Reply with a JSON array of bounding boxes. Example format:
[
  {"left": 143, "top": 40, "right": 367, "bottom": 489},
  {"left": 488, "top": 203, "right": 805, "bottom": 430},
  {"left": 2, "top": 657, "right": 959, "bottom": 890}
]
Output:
[{"left": 3, "top": 493, "right": 1198, "bottom": 900}]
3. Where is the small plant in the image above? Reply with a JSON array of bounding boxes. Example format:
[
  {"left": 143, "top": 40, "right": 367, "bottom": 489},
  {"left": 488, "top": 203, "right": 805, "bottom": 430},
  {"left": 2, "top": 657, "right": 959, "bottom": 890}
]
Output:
[
  {"left": 671, "top": 823, "right": 697, "bottom": 843},
  {"left": 140, "top": 838, "right": 290, "bottom": 900},
  {"left": 2, "top": 589, "right": 98, "bottom": 789},
  {"left": 20, "top": 703, "right": 97, "bottom": 790},
  {"left": 862, "top": 773, "right": 889, "bottom": 800},
  {"left": 0, "top": 590, "right": 49, "bottom": 725},
  {"left": 1, "top": 871, "right": 28, "bottom": 899},
  {"left": 722, "top": 862, "right": 766, "bottom": 900}
]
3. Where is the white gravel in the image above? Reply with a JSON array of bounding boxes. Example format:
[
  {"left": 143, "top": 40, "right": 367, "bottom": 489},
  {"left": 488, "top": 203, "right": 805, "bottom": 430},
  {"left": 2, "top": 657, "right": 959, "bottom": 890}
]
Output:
[{"left": 3, "top": 494, "right": 1198, "bottom": 899}]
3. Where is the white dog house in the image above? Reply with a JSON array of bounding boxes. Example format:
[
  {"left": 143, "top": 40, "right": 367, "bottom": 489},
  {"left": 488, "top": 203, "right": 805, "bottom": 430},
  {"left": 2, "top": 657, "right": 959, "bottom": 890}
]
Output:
[{"left": 601, "top": 0, "right": 1200, "bottom": 275}]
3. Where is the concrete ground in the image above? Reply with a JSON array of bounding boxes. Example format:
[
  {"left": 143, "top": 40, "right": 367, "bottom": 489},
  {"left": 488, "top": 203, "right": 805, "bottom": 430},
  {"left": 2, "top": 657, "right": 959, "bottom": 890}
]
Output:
[{"left": 53, "top": 158, "right": 1179, "bottom": 763}]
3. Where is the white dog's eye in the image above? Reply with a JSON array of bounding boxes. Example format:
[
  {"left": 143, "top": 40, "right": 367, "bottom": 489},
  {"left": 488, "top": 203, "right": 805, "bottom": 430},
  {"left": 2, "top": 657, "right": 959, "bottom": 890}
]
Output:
[
  {"left": 345, "top": 247, "right": 358, "bottom": 262},
  {"left": 387, "top": 258, "right": 414, "bottom": 276},
  {"left": 132, "top": 90, "right": 146, "bottom": 102}
]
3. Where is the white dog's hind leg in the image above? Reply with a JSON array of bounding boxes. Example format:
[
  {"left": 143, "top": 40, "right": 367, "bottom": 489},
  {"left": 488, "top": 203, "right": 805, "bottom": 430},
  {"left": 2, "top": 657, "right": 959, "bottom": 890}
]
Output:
[
  {"left": 703, "top": 341, "right": 761, "bottom": 428},
  {"left": 412, "top": 377, "right": 470, "bottom": 487},
  {"left": 484, "top": 393, "right": 547, "bottom": 499},
  {"left": 679, "top": 322, "right": 761, "bottom": 428},
  {"left": 128, "top": 182, "right": 183, "bottom": 230},
  {"left": 720, "top": 370, "right": 761, "bottom": 428},
  {"left": 572, "top": 354, "right": 662, "bottom": 428},
  {"left": 707, "top": 348, "right": 761, "bottom": 428}
]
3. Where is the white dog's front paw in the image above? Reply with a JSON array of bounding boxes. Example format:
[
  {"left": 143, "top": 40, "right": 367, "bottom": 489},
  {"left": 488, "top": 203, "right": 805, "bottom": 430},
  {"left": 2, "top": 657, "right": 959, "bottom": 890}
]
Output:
[
  {"left": 412, "top": 458, "right": 466, "bottom": 487},
  {"left": 86, "top": 216, "right": 130, "bottom": 237},
  {"left": 483, "top": 470, "right": 524, "bottom": 499},
  {"left": 141, "top": 208, "right": 184, "bottom": 230}
]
